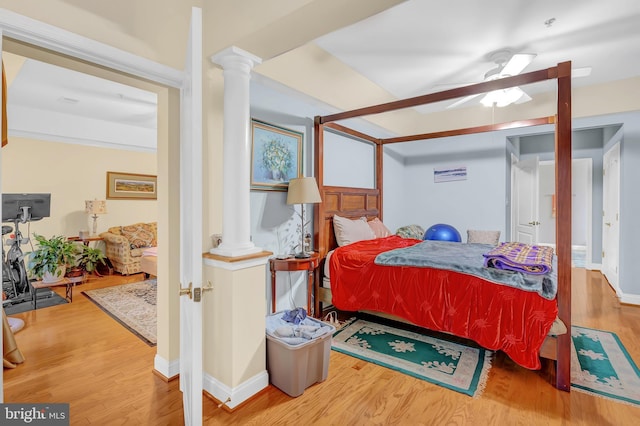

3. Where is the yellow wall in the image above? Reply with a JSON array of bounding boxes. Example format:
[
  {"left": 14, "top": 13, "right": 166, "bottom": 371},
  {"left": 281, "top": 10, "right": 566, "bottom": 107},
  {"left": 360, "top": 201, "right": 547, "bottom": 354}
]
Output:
[{"left": 1, "top": 137, "right": 157, "bottom": 238}]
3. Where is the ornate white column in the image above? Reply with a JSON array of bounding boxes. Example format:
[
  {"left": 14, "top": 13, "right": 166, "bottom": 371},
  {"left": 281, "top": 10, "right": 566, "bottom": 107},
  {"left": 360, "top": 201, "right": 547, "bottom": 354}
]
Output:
[{"left": 210, "top": 46, "right": 262, "bottom": 257}]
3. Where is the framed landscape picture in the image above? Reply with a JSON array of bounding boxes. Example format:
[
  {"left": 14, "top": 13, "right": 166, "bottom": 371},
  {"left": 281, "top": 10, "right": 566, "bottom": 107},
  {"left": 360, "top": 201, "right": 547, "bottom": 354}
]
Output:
[
  {"left": 106, "top": 172, "right": 157, "bottom": 200},
  {"left": 250, "top": 119, "right": 303, "bottom": 191}
]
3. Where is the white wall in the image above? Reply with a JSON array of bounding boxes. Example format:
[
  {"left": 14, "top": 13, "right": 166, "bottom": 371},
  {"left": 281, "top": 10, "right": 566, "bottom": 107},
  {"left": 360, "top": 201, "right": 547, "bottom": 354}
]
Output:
[
  {"left": 382, "top": 147, "right": 405, "bottom": 233},
  {"left": 385, "top": 132, "right": 508, "bottom": 241}
]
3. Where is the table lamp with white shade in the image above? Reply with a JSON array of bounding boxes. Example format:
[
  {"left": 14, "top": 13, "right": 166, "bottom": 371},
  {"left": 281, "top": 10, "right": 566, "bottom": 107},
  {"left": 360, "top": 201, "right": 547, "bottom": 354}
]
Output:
[
  {"left": 85, "top": 199, "right": 107, "bottom": 236},
  {"left": 286, "top": 177, "right": 322, "bottom": 258}
]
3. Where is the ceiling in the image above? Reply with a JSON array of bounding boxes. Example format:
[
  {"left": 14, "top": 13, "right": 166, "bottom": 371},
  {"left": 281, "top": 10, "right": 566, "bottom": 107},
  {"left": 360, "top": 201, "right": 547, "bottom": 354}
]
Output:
[
  {"left": 4, "top": 0, "right": 640, "bottom": 151},
  {"left": 314, "top": 0, "right": 640, "bottom": 113},
  {"left": 4, "top": 51, "right": 158, "bottom": 151}
]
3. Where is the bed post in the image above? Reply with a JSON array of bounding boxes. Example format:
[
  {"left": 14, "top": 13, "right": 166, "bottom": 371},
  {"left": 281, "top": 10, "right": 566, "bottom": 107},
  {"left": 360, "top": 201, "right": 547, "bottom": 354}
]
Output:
[
  {"left": 376, "top": 143, "right": 383, "bottom": 220},
  {"left": 555, "top": 61, "right": 572, "bottom": 392},
  {"left": 314, "top": 116, "right": 325, "bottom": 257}
]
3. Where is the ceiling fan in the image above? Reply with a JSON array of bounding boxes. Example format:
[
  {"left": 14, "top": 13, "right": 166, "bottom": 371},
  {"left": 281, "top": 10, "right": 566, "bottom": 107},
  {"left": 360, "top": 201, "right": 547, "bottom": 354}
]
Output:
[
  {"left": 446, "top": 50, "right": 591, "bottom": 109},
  {"left": 446, "top": 50, "right": 536, "bottom": 109}
]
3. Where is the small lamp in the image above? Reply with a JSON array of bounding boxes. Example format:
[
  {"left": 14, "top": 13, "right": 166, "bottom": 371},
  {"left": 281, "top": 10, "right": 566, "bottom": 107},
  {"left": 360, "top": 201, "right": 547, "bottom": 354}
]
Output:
[
  {"left": 286, "top": 177, "right": 322, "bottom": 258},
  {"left": 85, "top": 199, "right": 107, "bottom": 236}
]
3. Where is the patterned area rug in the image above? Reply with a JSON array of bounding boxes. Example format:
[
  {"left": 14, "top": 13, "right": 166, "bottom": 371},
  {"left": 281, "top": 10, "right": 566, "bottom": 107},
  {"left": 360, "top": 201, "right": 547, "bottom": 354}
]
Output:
[
  {"left": 82, "top": 280, "right": 156, "bottom": 346},
  {"left": 332, "top": 318, "right": 492, "bottom": 397},
  {"left": 571, "top": 326, "right": 640, "bottom": 406}
]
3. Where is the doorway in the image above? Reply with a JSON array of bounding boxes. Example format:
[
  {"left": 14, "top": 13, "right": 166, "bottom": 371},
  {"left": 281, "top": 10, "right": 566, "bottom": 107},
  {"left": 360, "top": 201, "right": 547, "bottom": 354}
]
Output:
[
  {"left": 1, "top": 20, "right": 181, "bottom": 398},
  {"left": 537, "top": 158, "right": 593, "bottom": 267},
  {"left": 511, "top": 156, "right": 593, "bottom": 267}
]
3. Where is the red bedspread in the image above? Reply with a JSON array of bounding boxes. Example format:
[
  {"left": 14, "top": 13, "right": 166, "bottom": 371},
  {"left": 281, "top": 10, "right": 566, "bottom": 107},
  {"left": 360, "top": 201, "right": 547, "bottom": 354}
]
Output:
[{"left": 329, "top": 236, "right": 558, "bottom": 369}]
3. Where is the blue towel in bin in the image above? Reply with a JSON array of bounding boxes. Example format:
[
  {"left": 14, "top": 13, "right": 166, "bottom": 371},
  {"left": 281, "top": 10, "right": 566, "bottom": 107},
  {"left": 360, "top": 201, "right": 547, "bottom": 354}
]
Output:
[{"left": 281, "top": 307, "right": 307, "bottom": 325}]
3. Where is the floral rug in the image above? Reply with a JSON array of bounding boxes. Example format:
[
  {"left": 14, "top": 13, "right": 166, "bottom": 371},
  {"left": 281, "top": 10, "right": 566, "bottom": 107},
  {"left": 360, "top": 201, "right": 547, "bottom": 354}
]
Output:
[
  {"left": 82, "top": 280, "right": 156, "bottom": 346},
  {"left": 331, "top": 318, "right": 492, "bottom": 397},
  {"left": 571, "top": 326, "right": 640, "bottom": 406}
]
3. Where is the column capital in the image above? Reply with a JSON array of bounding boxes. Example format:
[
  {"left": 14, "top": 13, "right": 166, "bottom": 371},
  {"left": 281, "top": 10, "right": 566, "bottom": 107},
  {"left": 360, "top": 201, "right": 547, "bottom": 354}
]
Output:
[{"left": 210, "top": 46, "right": 262, "bottom": 71}]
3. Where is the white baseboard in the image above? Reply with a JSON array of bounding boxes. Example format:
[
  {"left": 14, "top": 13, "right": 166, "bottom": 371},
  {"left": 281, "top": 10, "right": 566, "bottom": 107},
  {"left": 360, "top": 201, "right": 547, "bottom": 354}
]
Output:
[
  {"left": 203, "top": 370, "right": 269, "bottom": 410},
  {"left": 586, "top": 262, "right": 602, "bottom": 271},
  {"left": 619, "top": 292, "right": 640, "bottom": 306},
  {"left": 154, "top": 354, "right": 180, "bottom": 379}
]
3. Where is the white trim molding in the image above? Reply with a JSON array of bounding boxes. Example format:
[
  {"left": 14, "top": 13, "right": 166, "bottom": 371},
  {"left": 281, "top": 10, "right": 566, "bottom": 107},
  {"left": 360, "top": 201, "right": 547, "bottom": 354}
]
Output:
[
  {"left": 203, "top": 256, "right": 270, "bottom": 271},
  {"left": 154, "top": 355, "right": 180, "bottom": 380},
  {"left": 620, "top": 293, "right": 640, "bottom": 306},
  {"left": 0, "top": 8, "right": 183, "bottom": 88},
  {"left": 203, "top": 370, "right": 269, "bottom": 410}
]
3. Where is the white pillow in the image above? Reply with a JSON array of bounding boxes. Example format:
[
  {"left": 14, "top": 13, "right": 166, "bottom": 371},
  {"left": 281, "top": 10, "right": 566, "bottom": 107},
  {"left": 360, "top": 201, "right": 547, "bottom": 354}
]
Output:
[
  {"left": 333, "top": 214, "right": 375, "bottom": 246},
  {"left": 467, "top": 230, "right": 501, "bottom": 245}
]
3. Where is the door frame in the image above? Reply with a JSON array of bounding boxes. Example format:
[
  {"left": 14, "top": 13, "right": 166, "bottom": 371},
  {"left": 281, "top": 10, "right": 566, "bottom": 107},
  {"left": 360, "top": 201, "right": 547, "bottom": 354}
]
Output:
[{"left": 602, "top": 142, "right": 621, "bottom": 293}]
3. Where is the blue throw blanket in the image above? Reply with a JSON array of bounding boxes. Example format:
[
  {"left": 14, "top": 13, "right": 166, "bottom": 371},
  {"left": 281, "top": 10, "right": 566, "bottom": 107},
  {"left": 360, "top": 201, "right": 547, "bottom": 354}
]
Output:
[{"left": 374, "top": 240, "right": 557, "bottom": 300}]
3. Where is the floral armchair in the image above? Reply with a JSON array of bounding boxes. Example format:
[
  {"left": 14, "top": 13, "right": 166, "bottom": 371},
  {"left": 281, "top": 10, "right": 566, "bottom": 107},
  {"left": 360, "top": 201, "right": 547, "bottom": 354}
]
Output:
[{"left": 99, "top": 222, "right": 157, "bottom": 275}]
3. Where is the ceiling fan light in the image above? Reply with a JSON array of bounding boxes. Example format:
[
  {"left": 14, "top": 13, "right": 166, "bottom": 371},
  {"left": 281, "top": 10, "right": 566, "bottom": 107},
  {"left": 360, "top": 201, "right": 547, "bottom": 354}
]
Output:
[
  {"left": 480, "top": 88, "right": 525, "bottom": 107},
  {"left": 497, "top": 88, "right": 524, "bottom": 107},
  {"left": 480, "top": 90, "right": 499, "bottom": 107},
  {"left": 501, "top": 53, "right": 536, "bottom": 76}
]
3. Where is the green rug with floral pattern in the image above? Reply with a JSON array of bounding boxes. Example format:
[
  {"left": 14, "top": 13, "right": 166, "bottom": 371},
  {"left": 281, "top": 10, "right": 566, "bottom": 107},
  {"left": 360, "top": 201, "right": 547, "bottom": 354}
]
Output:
[
  {"left": 571, "top": 326, "right": 640, "bottom": 406},
  {"left": 331, "top": 318, "right": 492, "bottom": 397}
]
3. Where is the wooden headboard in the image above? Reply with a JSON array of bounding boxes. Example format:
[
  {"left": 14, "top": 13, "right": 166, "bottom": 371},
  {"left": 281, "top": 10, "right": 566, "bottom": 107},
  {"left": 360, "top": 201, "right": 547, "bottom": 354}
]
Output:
[{"left": 314, "top": 185, "right": 380, "bottom": 259}]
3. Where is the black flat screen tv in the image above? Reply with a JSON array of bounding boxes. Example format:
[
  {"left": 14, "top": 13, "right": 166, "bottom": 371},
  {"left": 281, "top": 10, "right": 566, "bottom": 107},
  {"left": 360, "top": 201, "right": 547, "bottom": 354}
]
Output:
[{"left": 2, "top": 193, "right": 51, "bottom": 222}]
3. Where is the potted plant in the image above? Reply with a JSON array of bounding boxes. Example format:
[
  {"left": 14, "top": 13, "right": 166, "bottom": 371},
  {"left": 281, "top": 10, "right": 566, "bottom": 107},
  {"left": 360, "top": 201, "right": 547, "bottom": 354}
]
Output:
[
  {"left": 77, "top": 245, "right": 107, "bottom": 276},
  {"left": 28, "top": 234, "right": 79, "bottom": 283}
]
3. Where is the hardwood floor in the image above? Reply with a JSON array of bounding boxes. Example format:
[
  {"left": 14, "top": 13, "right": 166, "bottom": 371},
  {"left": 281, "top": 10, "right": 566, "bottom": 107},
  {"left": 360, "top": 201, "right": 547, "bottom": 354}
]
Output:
[{"left": 4, "top": 268, "right": 640, "bottom": 425}]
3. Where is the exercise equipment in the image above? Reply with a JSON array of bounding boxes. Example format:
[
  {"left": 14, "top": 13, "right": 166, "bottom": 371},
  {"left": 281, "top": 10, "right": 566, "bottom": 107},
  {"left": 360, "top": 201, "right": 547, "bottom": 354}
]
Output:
[{"left": 423, "top": 223, "right": 462, "bottom": 242}]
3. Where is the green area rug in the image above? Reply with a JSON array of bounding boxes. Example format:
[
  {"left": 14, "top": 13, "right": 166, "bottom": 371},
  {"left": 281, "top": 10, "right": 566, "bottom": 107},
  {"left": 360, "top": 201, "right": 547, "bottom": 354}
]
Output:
[
  {"left": 82, "top": 280, "right": 157, "bottom": 346},
  {"left": 332, "top": 318, "right": 492, "bottom": 397},
  {"left": 332, "top": 318, "right": 640, "bottom": 405},
  {"left": 571, "top": 326, "right": 640, "bottom": 407}
]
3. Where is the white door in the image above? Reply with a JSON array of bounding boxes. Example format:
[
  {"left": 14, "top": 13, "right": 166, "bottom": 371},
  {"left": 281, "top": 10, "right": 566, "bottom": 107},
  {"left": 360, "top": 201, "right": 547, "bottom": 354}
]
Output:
[
  {"left": 1, "top": 30, "right": 4, "bottom": 400},
  {"left": 179, "top": 7, "right": 204, "bottom": 425},
  {"left": 513, "top": 157, "right": 540, "bottom": 244},
  {"left": 602, "top": 143, "right": 620, "bottom": 293}
]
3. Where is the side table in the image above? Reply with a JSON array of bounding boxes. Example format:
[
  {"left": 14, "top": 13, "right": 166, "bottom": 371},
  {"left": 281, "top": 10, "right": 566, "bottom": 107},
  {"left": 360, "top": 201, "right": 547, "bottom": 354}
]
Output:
[
  {"left": 68, "top": 236, "right": 103, "bottom": 246},
  {"left": 31, "top": 278, "right": 74, "bottom": 309},
  {"left": 269, "top": 253, "right": 320, "bottom": 317}
]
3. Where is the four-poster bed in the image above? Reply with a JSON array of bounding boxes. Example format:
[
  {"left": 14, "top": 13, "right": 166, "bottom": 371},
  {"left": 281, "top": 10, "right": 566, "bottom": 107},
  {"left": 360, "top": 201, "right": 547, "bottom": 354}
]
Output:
[{"left": 312, "top": 62, "right": 573, "bottom": 391}]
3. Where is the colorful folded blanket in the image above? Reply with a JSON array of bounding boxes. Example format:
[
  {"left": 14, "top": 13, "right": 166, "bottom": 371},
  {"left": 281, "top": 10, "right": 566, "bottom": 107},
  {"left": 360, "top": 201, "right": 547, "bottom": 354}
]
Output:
[{"left": 483, "top": 242, "right": 554, "bottom": 275}]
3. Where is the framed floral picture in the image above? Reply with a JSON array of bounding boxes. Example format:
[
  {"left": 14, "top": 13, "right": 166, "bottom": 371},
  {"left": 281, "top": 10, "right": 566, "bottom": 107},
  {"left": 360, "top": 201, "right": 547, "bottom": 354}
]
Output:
[{"left": 250, "top": 119, "right": 303, "bottom": 191}]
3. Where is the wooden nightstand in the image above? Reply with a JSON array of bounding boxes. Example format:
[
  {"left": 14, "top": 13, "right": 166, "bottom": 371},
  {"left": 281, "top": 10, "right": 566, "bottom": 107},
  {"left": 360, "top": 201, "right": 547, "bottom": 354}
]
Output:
[{"left": 269, "top": 253, "right": 320, "bottom": 317}]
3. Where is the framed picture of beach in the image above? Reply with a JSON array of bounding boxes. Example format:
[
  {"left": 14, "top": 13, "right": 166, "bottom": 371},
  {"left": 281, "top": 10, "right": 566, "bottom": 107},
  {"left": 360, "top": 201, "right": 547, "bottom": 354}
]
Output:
[
  {"left": 434, "top": 165, "right": 467, "bottom": 183},
  {"left": 106, "top": 172, "right": 157, "bottom": 200},
  {"left": 250, "top": 119, "right": 303, "bottom": 191}
]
